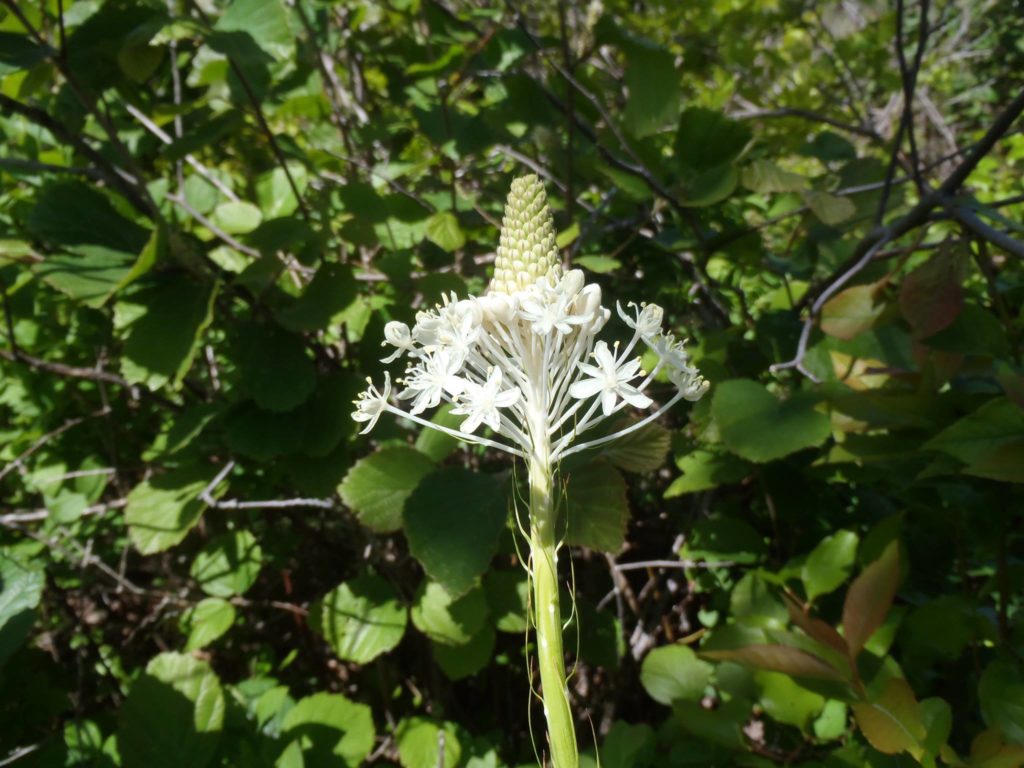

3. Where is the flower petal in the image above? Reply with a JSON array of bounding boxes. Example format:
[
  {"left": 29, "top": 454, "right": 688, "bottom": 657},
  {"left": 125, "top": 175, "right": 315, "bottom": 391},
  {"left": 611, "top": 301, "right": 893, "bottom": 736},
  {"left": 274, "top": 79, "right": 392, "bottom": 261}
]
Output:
[{"left": 569, "top": 378, "right": 604, "bottom": 399}]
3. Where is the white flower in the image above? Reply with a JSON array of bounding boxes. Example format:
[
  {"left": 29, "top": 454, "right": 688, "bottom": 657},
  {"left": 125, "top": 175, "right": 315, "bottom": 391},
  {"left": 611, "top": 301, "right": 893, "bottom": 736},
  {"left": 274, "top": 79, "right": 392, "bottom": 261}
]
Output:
[
  {"left": 648, "top": 332, "right": 692, "bottom": 372},
  {"left": 381, "top": 321, "right": 414, "bottom": 363},
  {"left": 351, "top": 372, "right": 391, "bottom": 434},
  {"left": 452, "top": 367, "right": 521, "bottom": 434},
  {"left": 617, "top": 301, "right": 664, "bottom": 341},
  {"left": 398, "top": 350, "right": 467, "bottom": 415},
  {"left": 519, "top": 290, "right": 585, "bottom": 336},
  {"left": 569, "top": 341, "right": 653, "bottom": 416},
  {"left": 671, "top": 367, "right": 710, "bottom": 401},
  {"left": 351, "top": 175, "right": 708, "bottom": 462}
]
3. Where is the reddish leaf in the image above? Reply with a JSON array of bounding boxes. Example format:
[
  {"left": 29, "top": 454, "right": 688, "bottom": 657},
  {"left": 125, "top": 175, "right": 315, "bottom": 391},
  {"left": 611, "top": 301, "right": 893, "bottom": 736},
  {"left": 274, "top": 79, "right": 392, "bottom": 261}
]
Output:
[
  {"left": 784, "top": 593, "right": 848, "bottom": 657},
  {"left": 701, "top": 644, "right": 845, "bottom": 681},
  {"left": 842, "top": 540, "right": 901, "bottom": 659},
  {"left": 899, "top": 246, "right": 967, "bottom": 339}
]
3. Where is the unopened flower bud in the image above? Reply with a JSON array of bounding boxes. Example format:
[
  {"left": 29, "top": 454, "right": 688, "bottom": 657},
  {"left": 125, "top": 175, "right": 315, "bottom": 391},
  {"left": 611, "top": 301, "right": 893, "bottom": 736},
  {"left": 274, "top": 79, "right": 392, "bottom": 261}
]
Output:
[{"left": 490, "top": 175, "right": 562, "bottom": 295}]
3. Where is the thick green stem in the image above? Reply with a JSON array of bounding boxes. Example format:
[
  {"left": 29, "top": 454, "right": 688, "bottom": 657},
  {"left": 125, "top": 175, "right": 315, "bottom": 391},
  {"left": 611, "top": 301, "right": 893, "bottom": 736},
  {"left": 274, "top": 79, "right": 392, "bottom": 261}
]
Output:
[{"left": 528, "top": 453, "right": 578, "bottom": 768}]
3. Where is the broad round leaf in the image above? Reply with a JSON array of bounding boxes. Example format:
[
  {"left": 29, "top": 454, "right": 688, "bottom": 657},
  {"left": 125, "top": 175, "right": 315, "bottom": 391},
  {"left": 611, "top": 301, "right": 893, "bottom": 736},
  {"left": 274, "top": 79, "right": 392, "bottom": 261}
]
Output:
[
  {"left": 483, "top": 569, "right": 529, "bottom": 634},
  {"left": 125, "top": 466, "right": 213, "bottom": 555},
  {"left": 233, "top": 322, "right": 316, "bottom": 412},
  {"left": 118, "top": 652, "right": 225, "bottom": 768},
  {"left": 411, "top": 580, "right": 489, "bottom": 646},
  {"left": 311, "top": 574, "right": 407, "bottom": 664},
  {"left": 190, "top": 530, "right": 263, "bottom": 597},
  {"left": 182, "top": 598, "right": 236, "bottom": 651},
  {"left": 424, "top": 211, "right": 466, "bottom": 252},
  {"left": 396, "top": 717, "right": 461, "bottom": 768},
  {"left": 281, "top": 692, "right": 375, "bottom": 767},
  {"left": 563, "top": 460, "right": 629, "bottom": 553},
  {"left": 210, "top": 201, "right": 262, "bottom": 234},
  {"left": 433, "top": 624, "right": 496, "bottom": 681},
  {"left": 338, "top": 447, "right": 435, "bottom": 533},
  {"left": 712, "top": 380, "right": 831, "bottom": 463},
  {"left": 403, "top": 468, "right": 508, "bottom": 596},
  {"left": 640, "top": 645, "right": 713, "bottom": 706}
]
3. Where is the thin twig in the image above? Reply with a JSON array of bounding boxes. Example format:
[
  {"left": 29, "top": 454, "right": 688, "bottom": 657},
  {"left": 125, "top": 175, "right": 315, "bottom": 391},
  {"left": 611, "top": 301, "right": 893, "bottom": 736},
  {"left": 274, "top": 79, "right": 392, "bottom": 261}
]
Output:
[
  {"left": 0, "top": 409, "right": 111, "bottom": 483},
  {"left": 124, "top": 103, "right": 239, "bottom": 201},
  {"left": 166, "top": 193, "right": 261, "bottom": 257}
]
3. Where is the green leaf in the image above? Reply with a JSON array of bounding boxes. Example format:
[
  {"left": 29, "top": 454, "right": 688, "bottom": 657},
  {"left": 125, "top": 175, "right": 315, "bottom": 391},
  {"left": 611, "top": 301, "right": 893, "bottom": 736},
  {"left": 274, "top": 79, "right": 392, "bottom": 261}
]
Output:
[
  {"left": 802, "top": 530, "right": 859, "bottom": 602},
  {"left": 233, "top": 322, "right": 317, "bottom": 412},
  {"left": 28, "top": 181, "right": 152, "bottom": 307},
  {"left": 425, "top": 211, "right": 466, "bottom": 252},
  {"left": 563, "top": 460, "right": 629, "bottom": 553},
  {"left": 214, "top": 0, "right": 294, "bottom": 61},
  {"left": 395, "top": 717, "right": 461, "bottom": 768},
  {"left": 623, "top": 43, "right": 679, "bottom": 138},
  {"left": 0, "top": 31, "right": 49, "bottom": 75},
  {"left": 675, "top": 108, "right": 751, "bottom": 172},
  {"left": 842, "top": 540, "right": 901, "bottom": 658},
  {"left": 256, "top": 164, "right": 308, "bottom": 219},
  {"left": 925, "top": 398, "right": 1024, "bottom": 483},
  {"left": 851, "top": 678, "right": 926, "bottom": 760},
  {"left": 680, "top": 163, "right": 740, "bottom": 208},
  {"left": 556, "top": 222, "right": 579, "bottom": 249},
  {"left": 923, "top": 304, "right": 1009, "bottom": 358},
  {"left": 598, "top": 421, "right": 671, "bottom": 473},
  {"left": 281, "top": 692, "right": 376, "bottom": 768},
  {"left": 919, "top": 697, "right": 953, "bottom": 759},
  {"left": 182, "top": 598, "right": 236, "bottom": 651},
  {"left": 574, "top": 254, "right": 622, "bottom": 274},
  {"left": 210, "top": 201, "right": 262, "bottom": 235},
  {"left": 741, "top": 160, "right": 806, "bottom": 193},
  {"left": 813, "top": 699, "right": 850, "bottom": 741},
  {"left": 712, "top": 380, "right": 831, "bottom": 463},
  {"left": 403, "top": 468, "right": 508, "bottom": 596},
  {"left": 803, "top": 190, "right": 856, "bottom": 226},
  {"left": 311, "top": 574, "right": 407, "bottom": 664},
  {"left": 0, "top": 553, "right": 45, "bottom": 668},
  {"left": 117, "top": 276, "right": 219, "bottom": 390},
  {"left": 411, "top": 580, "right": 489, "bottom": 646},
  {"left": 979, "top": 661, "right": 1024, "bottom": 744},
  {"left": 640, "top": 644, "right": 713, "bottom": 706},
  {"left": 190, "top": 530, "right": 263, "bottom": 597},
  {"left": 414, "top": 404, "right": 463, "bottom": 462},
  {"left": 820, "top": 283, "right": 885, "bottom": 341},
  {"left": 680, "top": 516, "right": 767, "bottom": 566},
  {"left": 338, "top": 447, "right": 436, "bottom": 533},
  {"left": 118, "top": 652, "right": 225, "bottom": 768},
  {"left": 756, "top": 670, "right": 826, "bottom": 730},
  {"left": 125, "top": 466, "right": 213, "bottom": 555},
  {"left": 276, "top": 263, "right": 357, "bottom": 332},
  {"left": 600, "top": 721, "right": 656, "bottom": 768},
  {"left": 483, "top": 569, "right": 529, "bottom": 634},
  {"left": 433, "top": 624, "right": 496, "bottom": 681},
  {"left": 665, "top": 450, "right": 750, "bottom": 497}
]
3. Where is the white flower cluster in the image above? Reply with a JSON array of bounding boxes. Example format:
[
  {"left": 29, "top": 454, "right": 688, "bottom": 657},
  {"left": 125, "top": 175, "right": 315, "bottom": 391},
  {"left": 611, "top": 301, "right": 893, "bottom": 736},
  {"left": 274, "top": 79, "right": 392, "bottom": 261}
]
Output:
[{"left": 352, "top": 176, "right": 708, "bottom": 462}]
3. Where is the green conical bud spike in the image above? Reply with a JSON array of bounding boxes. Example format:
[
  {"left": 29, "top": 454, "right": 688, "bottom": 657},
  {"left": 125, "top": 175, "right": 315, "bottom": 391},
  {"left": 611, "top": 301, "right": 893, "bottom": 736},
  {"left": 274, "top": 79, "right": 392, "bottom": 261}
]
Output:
[{"left": 489, "top": 174, "right": 562, "bottom": 295}]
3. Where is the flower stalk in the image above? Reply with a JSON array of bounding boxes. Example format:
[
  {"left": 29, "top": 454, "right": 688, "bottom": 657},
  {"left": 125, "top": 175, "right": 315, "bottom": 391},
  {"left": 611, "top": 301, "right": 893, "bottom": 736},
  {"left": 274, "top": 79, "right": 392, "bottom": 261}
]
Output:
[
  {"left": 528, "top": 450, "right": 577, "bottom": 768},
  {"left": 352, "top": 175, "right": 709, "bottom": 767}
]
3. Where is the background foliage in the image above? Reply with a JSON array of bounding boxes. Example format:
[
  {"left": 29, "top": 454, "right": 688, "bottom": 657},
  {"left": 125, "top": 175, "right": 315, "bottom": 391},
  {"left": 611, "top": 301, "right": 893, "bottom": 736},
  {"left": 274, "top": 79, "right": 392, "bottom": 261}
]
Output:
[{"left": 1, "top": 0, "right": 1023, "bottom": 766}]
